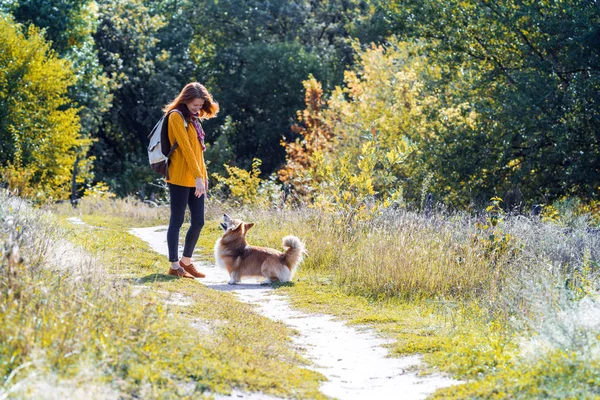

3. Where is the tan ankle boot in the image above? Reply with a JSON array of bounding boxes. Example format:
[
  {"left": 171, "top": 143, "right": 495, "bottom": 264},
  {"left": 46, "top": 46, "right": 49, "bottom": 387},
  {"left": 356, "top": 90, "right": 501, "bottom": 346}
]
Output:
[
  {"left": 179, "top": 260, "right": 206, "bottom": 278},
  {"left": 168, "top": 267, "right": 195, "bottom": 279}
]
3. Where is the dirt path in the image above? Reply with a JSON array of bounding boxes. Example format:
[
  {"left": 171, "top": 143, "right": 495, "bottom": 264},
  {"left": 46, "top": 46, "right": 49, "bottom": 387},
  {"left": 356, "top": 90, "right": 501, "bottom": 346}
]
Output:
[{"left": 130, "top": 225, "right": 460, "bottom": 400}]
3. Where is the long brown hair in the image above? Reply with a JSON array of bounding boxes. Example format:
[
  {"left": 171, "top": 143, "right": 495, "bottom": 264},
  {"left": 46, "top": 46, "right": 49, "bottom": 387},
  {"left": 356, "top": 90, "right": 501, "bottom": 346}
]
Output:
[{"left": 163, "top": 82, "right": 219, "bottom": 120}]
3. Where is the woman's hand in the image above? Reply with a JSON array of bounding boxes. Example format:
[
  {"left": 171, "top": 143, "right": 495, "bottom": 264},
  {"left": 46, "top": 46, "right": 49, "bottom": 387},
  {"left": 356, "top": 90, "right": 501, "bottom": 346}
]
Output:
[{"left": 195, "top": 177, "right": 206, "bottom": 198}]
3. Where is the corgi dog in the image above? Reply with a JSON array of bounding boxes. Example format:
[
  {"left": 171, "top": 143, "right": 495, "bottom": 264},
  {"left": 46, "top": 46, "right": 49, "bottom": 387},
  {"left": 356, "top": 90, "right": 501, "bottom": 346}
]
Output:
[{"left": 214, "top": 214, "right": 305, "bottom": 285}]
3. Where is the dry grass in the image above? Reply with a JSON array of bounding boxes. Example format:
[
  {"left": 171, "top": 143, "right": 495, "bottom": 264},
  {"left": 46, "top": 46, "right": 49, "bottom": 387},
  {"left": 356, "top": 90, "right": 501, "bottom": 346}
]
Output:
[
  {"left": 229, "top": 206, "right": 599, "bottom": 304},
  {"left": 219, "top": 205, "right": 600, "bottom": 398},
  {"left": 48, "top": 195, "right": 171, "bottom": 227},
  {"left": 222, "top": 208, "right": 495, "bottom": 300},
  {"left": 19, "top": 194, "right": 600, "bottom": 398},
  {"left": 0, "top": 193, "right": 325, "bottom": 399}
]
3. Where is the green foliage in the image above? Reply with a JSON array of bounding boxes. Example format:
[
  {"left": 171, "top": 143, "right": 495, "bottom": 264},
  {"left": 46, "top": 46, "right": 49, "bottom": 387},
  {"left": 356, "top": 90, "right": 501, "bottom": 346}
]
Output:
[
  {"left": 281, "top": 38, "right": 478, "bottom": 215},
  {"left": 542, "top": 197, "right": 600, "bottom": 227},
  {"left": 67, "top": 32, "right": 115, "bottom": 138},
  {"left": 6, "top": 0, "right": 113, "bottom": 134},
  {"left": 312, "top": 39, "right": 432, "bottom": 213},
  {"left": 0, "top": 16, "right": 92, "bottom": 202},
  {"left": 213, "top": 158, "right": 264, "bottom": 206},
  {"left": 91, "top": 0, "right": 164, "bottom": 196},
  {"left": 89, "top": 0, "right": 200, "bottom": 197},
  {"left": 190, "top": 0, "right": 370, "bottom": 174},
  {"left": 434, "top": 350, "right": 600, "bottom": 399},
  {"left": 7, "top": 0, "right": 95, "bottom": 53},
  {"left": 208, "top": 41, "right": 339, "bottom": 173},
  {"left": 374, "top": 0, "right": 600, "bottom": 204},
  {"left": 474, "top": 197, "right": 515, "bottom": 257},
  {"left": 3, "top": 0, "right": 599, "bottom": 208},
  {"left": 308, "top": 141, "right": 408, "bottom": 220},
  {"left": 471, "top": 197, "right": 519, "bottom": 300},
  {"left": 7, "top": 0, "right": 114, "bottom": 199},
  {"left": 278, "top": 75, "right": 334, "bottom": 200}
]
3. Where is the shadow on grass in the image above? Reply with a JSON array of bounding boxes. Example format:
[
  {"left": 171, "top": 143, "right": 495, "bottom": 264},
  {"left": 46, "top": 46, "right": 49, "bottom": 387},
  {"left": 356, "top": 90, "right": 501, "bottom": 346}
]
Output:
[
  {"left": 135, "top": 273, "right": 178, "bottom": 284},
  {"left": 206, "top": 281, "right": 295, "bottom": 292},
  {"left": 272, "top": 281, "right": 295, "bottom": 289},
  {"left": 206, "top": 283, "right": 269, "bottom": 292}
]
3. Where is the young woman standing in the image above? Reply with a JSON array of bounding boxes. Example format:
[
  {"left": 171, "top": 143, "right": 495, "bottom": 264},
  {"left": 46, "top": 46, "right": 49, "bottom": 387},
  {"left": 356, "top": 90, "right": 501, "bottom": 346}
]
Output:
[{"left": 163, "top": 82, "right": 219, "bottom": 278}]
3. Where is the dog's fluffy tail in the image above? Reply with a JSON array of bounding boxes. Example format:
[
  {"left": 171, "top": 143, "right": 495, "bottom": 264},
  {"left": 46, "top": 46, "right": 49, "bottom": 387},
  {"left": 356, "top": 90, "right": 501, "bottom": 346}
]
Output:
[{"left": 282, "top": 235, "right": 305, "bottom": 270}]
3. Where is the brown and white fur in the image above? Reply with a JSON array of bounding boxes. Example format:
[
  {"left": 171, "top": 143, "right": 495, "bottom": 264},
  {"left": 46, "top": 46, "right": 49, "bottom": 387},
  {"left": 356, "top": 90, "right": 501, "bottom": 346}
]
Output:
[{"left": 214, "top": 214, "right": 305, "bottom": 285}]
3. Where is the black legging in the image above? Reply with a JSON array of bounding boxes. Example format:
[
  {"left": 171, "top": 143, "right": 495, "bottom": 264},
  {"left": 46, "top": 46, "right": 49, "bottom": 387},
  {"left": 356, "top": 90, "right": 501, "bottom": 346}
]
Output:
[{"left": 167, "top": 183, "right": 205, "bottom": 262}]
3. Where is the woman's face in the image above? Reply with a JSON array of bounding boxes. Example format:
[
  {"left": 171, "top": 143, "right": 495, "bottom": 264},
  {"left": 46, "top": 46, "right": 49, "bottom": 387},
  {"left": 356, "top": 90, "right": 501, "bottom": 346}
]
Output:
[{"left": 186, "top": 98, "right": 205, "bottom": 115}]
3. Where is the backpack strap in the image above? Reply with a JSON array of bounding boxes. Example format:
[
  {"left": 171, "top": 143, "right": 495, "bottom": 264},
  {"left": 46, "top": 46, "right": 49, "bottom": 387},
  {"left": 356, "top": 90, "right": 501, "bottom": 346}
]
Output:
[
  {"left": 165, "top": 109, "right": 188, "bottom": 157},
  {"left": 168, "top": 109, "right": 188, "bottom": 128}
]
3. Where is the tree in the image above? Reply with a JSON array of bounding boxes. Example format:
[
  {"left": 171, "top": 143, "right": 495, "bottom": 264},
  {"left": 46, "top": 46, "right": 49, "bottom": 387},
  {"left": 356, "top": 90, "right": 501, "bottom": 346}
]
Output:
[
  {"left": 7, "top": 0, "right": 93, "bottom": 54},
  {"left": 373, "top": 0, "right": 600, "bottom": 204},
  {"left": 5, "top": 0, "right": 114, "bottom": 140},
  {"left": 92, "top": 0, "right": 199, "bottom": 197},
  {"left": 280, "top": 40, "right": 453, "bottom": 213},
  {"left": 0, "top": 16, "right": 91, "bottom": 201},
  {"left": 278, "top": 75, "right": 334, "bottom": 200},
  {"left": 189, "top": 0, "right": 371, "bottom": 174},
  {"left": 6, "top": 0, "right": 115, "bottom": 201},
  {"left": 210, "top": 41, "right": 338, "bottom": 173}
]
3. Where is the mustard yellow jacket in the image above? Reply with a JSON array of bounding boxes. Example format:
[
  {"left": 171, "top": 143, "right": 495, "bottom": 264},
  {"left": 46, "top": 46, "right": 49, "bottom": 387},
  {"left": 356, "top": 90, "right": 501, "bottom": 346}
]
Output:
[{"left": 166, "top": 112, "right": 208, "bottom": 187}]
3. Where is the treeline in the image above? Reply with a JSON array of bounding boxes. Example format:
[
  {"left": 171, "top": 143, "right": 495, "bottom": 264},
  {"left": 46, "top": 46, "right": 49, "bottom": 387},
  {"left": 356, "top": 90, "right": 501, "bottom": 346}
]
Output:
[{"left": 0, "top": 0, "right": 598, "bottom": 208}]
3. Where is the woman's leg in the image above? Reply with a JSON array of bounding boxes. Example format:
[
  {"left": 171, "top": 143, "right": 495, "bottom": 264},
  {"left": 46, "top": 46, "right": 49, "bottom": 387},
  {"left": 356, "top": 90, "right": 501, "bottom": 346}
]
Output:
[
  {"left": 167, "top": 184, "right": 190, "bottom": 262},
  {"left": 182, "top": 192, "right": 205, "bottom": 259}
]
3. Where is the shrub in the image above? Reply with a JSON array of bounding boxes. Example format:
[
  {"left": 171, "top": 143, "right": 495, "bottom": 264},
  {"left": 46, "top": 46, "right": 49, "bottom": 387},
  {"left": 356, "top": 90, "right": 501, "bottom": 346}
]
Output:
[
  {"left": 212, "top": 158, "right": 283, "bottom": 207},
  {"left": 0, "top": 16, "right": 92, "bottom": 202}
]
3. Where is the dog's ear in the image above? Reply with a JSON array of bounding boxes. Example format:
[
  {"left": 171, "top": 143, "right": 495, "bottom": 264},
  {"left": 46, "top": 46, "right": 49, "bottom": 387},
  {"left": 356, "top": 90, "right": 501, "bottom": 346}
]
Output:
[
  {"left": 232, "top": 222, "right": 243, "bottom": 231},
  {"left": 244, "top": 223, "right": 255, "bottom": 231}
]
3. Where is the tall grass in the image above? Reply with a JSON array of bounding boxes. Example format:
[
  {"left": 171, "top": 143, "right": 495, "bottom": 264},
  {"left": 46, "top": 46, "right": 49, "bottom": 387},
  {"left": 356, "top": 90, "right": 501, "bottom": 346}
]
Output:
[
  {"left": 1, "top": 193, "right": 324, "bottom": 398},
  {"left": 48, "top": 195, "right": 170, "bottom": 226},
  {"left": 232, "top": 208, "right": 501, "bottom": 300},
  {"left": 235, "top": 206, "right": 599, "bottom": 304},
  {"left": 227, "top": 204, "right": 600, "bottom": 396},
  {"left": 29, "top": 193, "right": 600, "bottom": 397},
  {"left": 1, "top": 193, "right": 126, "bottom": 398}
]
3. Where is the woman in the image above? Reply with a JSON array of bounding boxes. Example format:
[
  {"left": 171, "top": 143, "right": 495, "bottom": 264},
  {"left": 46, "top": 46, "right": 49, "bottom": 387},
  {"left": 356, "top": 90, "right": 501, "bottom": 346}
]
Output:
[{"left": 163, "top": 82, "right": 219, "bottom": 278}]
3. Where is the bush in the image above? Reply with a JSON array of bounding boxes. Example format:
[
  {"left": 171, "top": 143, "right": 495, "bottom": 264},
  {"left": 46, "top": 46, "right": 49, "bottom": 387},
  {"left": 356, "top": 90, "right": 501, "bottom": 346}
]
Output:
[
  {"left": 212, "top": 158, "right": 283, "bottom": 208},
  {"left": 0, "top": 16, "right": 91, "bottom": 202}
]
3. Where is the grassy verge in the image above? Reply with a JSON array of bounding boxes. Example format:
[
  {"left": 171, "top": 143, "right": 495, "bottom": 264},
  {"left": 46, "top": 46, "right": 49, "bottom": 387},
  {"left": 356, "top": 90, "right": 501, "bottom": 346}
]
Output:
[
  {"left": 37, "top": 197, "right": 600, "bottom": 398},
  {"left": 1, "top": 196, "right": 325, "bottom": 399},
  {"left": 214, "top": 206, "right": 600, "bottom": 399}
]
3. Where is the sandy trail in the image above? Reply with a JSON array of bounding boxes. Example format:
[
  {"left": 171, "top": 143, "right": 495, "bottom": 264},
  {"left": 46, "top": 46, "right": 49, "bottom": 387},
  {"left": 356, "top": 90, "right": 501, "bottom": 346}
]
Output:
[{"left": 129, "top": 225, "right": 459, "bottom": 400}]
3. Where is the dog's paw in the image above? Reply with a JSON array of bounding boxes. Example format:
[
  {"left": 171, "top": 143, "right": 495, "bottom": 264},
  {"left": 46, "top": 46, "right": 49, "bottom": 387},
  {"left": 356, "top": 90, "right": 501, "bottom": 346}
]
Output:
[
  {"left": 260, "top": 279, "right": 272, "bottom": 286},
  {"left": 228, "top": 280, "right": 238, "bottom": 285}
]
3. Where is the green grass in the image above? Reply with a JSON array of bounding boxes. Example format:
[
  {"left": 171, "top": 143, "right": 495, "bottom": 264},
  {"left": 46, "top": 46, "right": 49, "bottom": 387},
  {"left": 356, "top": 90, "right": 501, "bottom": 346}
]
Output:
[
  {"left": 185, "top": 214, "right": 520, "bottom": 391},
  {"left": 223, "top": 207, "right": 600, "bottom": 399},
  {"left": 434, "top": 351, "right": 600, "bottom": 399},
  {"left": 273, "top": 271, "right": 515, "bottom": 375},
  {"left": 62, "top": 215, "right": 326, "bottom": 398},
  {"left": 9, "top": 196, "right": 599, "bottom": 399},
  {"left": 271, "top": 272, "right": 600, "bottom": 400},
  {"left": 1, "top": 201, "right": 325, "bottom": 399}
]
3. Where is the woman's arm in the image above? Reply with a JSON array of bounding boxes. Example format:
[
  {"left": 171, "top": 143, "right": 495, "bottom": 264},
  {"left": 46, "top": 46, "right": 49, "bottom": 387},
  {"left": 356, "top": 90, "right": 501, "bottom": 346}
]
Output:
[{"left": 200, "top": 151, "right": 209, "bottom": 190}]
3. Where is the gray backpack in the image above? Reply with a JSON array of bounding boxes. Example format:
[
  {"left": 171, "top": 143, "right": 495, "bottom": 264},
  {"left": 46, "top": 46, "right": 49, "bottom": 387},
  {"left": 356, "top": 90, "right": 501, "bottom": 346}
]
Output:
[{"left": 147, "top": 110, "right": 187, "bottom": 178}]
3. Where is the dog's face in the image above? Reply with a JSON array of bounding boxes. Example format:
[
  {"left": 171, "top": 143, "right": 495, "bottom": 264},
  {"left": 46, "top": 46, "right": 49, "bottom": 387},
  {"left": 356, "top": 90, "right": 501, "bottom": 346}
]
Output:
[{"left": 220, "top": 214, "right": 254, "bottom": 237}]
